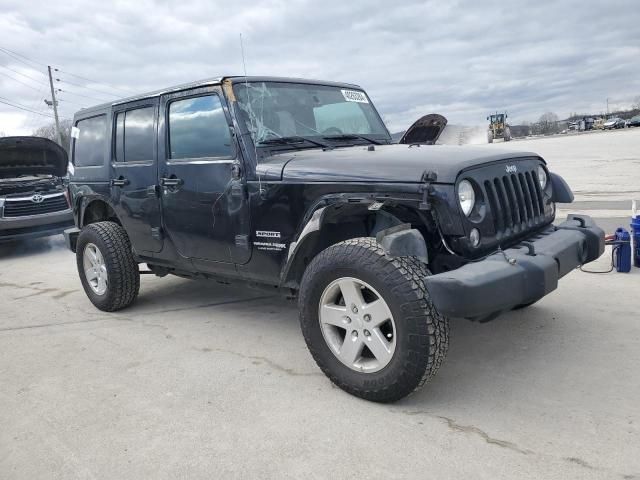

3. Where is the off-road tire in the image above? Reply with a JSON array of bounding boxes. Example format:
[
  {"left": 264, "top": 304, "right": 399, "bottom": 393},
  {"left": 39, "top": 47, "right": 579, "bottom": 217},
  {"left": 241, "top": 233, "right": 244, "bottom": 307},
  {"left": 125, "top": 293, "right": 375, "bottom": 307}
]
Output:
[
  {"left": 504, "top": 127, "right": 512, "bottom": 142},
  {"left": 488, "top": 132, "right": 494, "bottom": 144},
  {"left": 299, "top": 237, "right": 449, "bottom": 403},
  {"left": 76, "top": 221, "right": 140, "bottom": 312}
]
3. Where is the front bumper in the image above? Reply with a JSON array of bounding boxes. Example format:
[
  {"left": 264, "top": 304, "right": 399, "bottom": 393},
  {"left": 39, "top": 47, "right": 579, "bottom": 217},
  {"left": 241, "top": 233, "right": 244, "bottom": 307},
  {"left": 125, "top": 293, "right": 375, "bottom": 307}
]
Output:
[
  {"left": 0, "top": 209, "right": 74, "bottom": 242},
  {"left": 425, "top": 215, "right": 605, "bottom": 319}
]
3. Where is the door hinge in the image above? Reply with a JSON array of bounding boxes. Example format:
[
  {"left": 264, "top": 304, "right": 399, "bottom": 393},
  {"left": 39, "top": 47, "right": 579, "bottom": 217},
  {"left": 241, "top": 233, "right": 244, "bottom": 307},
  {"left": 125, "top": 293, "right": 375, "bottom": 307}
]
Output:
[
  {"left": 151, "top": 227, "right": 163, "bottom": 240},
  {"left": 231, "top": 183, "right": 245, "bottom": 197},
  {"left": 231, "top": 161, "right": 242, "bottom": 179}
]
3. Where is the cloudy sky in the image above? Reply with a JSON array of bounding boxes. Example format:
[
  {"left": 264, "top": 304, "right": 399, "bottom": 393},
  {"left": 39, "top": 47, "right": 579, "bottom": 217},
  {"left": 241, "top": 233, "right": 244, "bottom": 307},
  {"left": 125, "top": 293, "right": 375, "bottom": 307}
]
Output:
[{"left": 1, "top": 0, "right": 639, "bottom": 135}]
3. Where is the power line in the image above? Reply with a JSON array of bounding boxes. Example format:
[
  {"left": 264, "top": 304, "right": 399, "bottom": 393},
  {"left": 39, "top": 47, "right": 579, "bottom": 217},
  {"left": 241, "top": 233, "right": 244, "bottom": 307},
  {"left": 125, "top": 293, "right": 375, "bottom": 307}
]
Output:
[
  {"left": 53, "top": 68, "right": 132, "bottom": 95},
  {"left": 55, "top": 77, "right": 120, "bottom": 98},
  {"left": 0, "top": 70, "right": 51, "bottom": 123},
  {"left": 1, "top": 45, "right": 131, "bottom": 99},
  {"left": 0, "top": 96, "right": 54, "bottom": 118},
  {"left": 0, "top": 64, "right": 47, "bottom": 87},
  {"left": 0, "top": 46, "right": 47, "bottom": 68},
  {"left": 0, "top": 69, "right": 44, "bottom": 91},
  {"left": 56, "top": 88, "right": 111, "bottom": 103},
  {"left": 57, "top": 97, "right": 86, "bottom": 107}
]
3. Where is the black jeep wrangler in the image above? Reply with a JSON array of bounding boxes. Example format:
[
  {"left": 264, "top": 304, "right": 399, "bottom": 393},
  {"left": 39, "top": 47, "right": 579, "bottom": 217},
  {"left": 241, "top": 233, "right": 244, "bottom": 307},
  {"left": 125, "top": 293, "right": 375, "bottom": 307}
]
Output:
[{"left": 65, "top": 76, "right": 604, "bottom": 402}]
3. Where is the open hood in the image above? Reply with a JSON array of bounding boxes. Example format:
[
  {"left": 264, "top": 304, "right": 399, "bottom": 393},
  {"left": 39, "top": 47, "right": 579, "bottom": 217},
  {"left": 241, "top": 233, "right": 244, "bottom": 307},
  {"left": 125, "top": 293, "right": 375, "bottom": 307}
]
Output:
[
  {"left": 0, "top": 136, "right": 68, "bottom": 178},
  {"left": 399, "top": 114, "right": 448, "bottom": 145}
]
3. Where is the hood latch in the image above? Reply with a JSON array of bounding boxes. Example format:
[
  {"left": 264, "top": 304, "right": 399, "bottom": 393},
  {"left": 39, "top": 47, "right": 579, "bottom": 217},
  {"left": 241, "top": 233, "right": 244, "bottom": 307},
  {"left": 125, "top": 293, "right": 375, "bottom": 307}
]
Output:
[{"left": 419, "top": 170, "right": 437, "bottom": 211}]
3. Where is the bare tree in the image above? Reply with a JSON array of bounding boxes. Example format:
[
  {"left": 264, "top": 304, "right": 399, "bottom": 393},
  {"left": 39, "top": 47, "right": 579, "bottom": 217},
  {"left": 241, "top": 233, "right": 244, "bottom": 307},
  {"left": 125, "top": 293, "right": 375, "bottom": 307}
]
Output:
[
  {"left": 537, "top": 112, "right": 559, "bottom": 135},
  {"left": 33, "top": 118, "right": 73, "bottom": 152}
]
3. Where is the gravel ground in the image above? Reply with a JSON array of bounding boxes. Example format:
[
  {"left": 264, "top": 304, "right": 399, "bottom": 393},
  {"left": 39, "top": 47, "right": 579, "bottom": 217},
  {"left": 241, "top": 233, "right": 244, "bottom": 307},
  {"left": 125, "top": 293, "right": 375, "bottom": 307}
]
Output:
[{"left": 1, "top": 129, "right": 639, "bottom": 479}]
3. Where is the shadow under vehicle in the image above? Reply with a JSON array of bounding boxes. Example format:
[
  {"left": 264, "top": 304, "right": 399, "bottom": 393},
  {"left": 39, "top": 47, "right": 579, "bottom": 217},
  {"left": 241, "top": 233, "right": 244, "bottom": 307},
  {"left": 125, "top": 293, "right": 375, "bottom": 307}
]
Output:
[
  {"left": 63, "top": 76, "right": 604, "bottom": 402},
  {"left": 0, "top": 137, "right": 73, "bottom": 242}
]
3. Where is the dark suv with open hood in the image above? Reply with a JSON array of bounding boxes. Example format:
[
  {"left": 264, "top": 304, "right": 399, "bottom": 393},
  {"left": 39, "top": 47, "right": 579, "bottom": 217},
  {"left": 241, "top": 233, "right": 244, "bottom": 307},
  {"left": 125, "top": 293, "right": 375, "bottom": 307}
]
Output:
[
  {"left": 0, "top": 136, "right": 73, "bottom": 242},
  {"left": 64, "top": 76, "right": 604, "bottom": 402}
]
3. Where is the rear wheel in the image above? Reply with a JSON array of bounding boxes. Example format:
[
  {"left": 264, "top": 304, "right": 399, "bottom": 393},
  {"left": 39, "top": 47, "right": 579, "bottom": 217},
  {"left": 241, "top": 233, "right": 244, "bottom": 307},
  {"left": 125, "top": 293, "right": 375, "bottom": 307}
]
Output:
[
  {"left": 299, "top": 237, "right": 449, "bottom": 403},
  {"left": 76, "top": 221, "right": 140, "bottom": 311}
]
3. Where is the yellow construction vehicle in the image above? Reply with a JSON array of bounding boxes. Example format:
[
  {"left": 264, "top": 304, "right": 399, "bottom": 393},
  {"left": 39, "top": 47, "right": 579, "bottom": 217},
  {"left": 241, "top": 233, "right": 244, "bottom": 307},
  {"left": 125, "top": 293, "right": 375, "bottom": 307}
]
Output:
[{"left": 487, "top": 112, "right": 511, "bottom": 143}]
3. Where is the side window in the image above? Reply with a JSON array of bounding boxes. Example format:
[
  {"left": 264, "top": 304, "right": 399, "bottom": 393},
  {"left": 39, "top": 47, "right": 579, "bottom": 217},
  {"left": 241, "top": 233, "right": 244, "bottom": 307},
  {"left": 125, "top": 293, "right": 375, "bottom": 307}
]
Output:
[
  {"left": 168, "top": 95, "right": 232, "bottom": 159},
  {"left": 74, "top": 115, "right": 107, "bottom": 167},
  {"left": 114, "top": 106, "right": 155, "bottom": 162}
]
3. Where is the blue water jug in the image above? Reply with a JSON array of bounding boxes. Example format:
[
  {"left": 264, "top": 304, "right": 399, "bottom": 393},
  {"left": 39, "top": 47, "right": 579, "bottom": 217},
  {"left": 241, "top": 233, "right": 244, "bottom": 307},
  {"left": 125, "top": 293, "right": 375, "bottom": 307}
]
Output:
[
  {"left": 613, "top": 228, "right": 631, "bottom": 273},
  {"left": 631, "top": 215, "right": 640, "bottom": 268}
]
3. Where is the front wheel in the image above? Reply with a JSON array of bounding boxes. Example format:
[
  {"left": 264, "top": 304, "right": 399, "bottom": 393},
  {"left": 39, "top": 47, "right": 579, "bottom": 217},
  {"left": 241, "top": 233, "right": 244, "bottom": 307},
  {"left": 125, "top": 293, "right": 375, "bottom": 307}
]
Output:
[
  {"left": 298, "top": 238, "right": 449, "bottom": 403},
  {"left": 76, "top": 221, "right": 140, "bottom": 312},
  {"left": 504, "top": 127, "right": 512, "bottom": 141}
]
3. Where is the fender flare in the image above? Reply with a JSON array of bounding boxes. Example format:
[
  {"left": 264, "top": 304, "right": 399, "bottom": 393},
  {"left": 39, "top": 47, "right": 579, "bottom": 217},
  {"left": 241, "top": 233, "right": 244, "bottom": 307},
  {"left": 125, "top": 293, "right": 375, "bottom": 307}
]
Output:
[
  {"left": 280, "top": 203, "right": 429, "bottom": 288},
  {"left": 79, "top": 196, "right": 122, "bottom": 227},
  {"left": 550, "top": 172, "right": 574, "bottom": 203}
]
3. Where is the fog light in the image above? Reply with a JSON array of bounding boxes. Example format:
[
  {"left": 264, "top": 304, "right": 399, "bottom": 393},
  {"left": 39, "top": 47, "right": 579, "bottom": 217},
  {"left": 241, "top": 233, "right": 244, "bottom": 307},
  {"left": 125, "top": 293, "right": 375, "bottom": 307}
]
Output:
[{"left": 470, "top": 228, "right": 481, "bottom": 247}]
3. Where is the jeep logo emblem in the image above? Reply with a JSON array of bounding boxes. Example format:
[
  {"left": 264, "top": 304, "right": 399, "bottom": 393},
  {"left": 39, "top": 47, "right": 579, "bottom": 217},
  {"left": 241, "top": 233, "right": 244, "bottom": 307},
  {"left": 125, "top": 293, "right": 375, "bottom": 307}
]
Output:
[
  {"left": 505, "top": 164, "right": 517, "bottom": 174},
  {"left": 31, "top": 194, "right": 44, "bottom": 203}
]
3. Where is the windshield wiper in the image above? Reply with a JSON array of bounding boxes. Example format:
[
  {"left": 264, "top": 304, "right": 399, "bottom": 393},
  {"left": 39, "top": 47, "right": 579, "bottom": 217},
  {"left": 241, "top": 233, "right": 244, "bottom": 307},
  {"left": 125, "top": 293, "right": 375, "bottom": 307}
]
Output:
[
  {"left": 258, "top": 136, "right": 333, "bottom": 150},
  {"left": 322, "top": 134, "right": 384, "bottom": 145}
]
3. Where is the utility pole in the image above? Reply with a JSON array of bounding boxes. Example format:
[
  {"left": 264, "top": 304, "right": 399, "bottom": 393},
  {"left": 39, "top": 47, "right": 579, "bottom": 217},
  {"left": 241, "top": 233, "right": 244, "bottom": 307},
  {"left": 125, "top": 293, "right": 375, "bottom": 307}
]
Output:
[
  {"left": 606, "top": 98, "right": 610, "bottom": 116},
  {"left": 47, "top": 65, "right": 62, "bottom": 145}
]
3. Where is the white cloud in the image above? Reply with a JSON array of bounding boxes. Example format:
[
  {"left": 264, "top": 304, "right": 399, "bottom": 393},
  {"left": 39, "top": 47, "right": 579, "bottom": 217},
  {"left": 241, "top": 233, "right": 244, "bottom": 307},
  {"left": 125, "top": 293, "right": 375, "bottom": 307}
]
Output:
[{"left": 1, "top": 0, "right": 639, "bottom": 135}]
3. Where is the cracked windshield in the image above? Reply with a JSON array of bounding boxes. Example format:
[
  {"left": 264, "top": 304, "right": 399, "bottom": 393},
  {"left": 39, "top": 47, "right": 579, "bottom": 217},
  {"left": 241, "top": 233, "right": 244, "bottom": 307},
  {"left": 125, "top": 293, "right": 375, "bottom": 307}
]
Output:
[{"left": 233, "top": 82, "right": 390, "bottom": 149}]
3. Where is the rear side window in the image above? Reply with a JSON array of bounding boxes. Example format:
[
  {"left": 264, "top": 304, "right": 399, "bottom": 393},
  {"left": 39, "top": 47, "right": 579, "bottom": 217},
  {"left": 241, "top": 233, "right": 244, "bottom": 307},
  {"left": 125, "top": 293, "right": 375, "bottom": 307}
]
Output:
[
  {"left": 114, "top": 106, "right": 155, "bottom": 162},
  {"left": 168, "top": 95, "right": 231, "bottom": 159},
  {"left": 74, "top": 115, "right": 107, "bottom": 166}
]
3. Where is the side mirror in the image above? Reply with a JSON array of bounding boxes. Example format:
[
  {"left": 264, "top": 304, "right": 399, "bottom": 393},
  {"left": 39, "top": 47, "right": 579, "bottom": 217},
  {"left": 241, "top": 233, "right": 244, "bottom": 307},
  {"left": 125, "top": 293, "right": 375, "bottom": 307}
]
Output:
[
  {"left": 505, "top": 114, "right": 508, "bottom": 118},
  {"left": 486, "top": 116, "right": 489, "bottom": 120}
]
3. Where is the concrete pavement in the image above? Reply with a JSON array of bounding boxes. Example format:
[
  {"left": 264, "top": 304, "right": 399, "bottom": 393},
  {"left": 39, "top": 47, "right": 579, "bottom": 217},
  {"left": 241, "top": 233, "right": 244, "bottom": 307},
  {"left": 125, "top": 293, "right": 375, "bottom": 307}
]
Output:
[{"left": 1, "top": 129, "right": 639, "bottom": 479}]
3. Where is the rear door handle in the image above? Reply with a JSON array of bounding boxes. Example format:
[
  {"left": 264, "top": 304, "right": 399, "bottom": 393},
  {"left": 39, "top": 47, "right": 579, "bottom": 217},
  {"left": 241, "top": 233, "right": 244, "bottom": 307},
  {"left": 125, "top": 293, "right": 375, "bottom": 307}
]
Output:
[
  {"left": 161, "top": 176, "right": 184, "bottom": 187},
  {"left": 111, "top": 176, "right": 129, "bottom": 187}
]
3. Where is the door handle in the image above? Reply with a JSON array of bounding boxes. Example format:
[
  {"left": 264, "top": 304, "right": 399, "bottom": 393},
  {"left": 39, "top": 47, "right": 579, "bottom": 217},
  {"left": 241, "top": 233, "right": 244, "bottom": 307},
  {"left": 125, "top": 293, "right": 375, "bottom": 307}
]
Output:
[
  {"left": 111, "top": 176, "right": 129, "bottom": 187},
  {"left": 161, "top": 176, "right": 184, "bottom": 187}
]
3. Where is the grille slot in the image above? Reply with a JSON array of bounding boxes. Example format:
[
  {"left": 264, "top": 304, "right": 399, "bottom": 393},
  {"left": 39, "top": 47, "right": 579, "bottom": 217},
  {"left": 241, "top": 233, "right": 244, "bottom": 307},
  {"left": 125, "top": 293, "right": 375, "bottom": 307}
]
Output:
[
  {"left": 3, "top": 194, "right": 69, "bottom": 218},
  {"left": 482, "top": 169, "right": 546, "bottom": 239}
]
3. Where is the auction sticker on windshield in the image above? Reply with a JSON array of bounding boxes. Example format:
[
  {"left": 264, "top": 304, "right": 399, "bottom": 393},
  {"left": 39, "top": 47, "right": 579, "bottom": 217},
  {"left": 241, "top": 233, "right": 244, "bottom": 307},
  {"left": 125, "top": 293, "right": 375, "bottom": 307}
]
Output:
[{"left": 341, "top": 90, "right": 369, "bottom": 103}]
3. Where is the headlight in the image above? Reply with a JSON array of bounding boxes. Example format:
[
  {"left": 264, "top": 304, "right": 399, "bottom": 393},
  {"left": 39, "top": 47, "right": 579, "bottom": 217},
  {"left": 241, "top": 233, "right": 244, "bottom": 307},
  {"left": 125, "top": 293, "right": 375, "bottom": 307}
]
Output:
[
  {"left": 458, "top": 180, "right": 475, "bottom": 216},
  {"left": 537, "top": 165, "right": 548, "bottom": 189}
]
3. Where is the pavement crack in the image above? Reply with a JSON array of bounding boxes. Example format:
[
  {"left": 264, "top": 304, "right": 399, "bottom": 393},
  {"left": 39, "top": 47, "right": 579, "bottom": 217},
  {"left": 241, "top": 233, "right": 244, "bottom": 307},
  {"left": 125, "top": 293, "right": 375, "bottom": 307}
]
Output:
[
  {"left": 90, "top": 332, "right": 121, "bottom": 346},
  {"left": 402, "top": 410, "right": 634, "bottom": 478},
  {"left": 1, "top": 281, "right": 78, "bottom": 301},
  {"left": 52, "top": 290, "right": 77, "bottom": 299},
  {"left": 14, "top": 288, "right": 59, "bottom": 299},
  {"left": 436, "top": 415, "right": 533, "bottom": 455},
  {"left": 136, "top": 295, "right": 275, "bottom": 316},
  {"left": 199, "top": 346, "right": 322, "bottom": 377},
  {"left": 0, "top": 318, "right": 108, "bottom": 332}
]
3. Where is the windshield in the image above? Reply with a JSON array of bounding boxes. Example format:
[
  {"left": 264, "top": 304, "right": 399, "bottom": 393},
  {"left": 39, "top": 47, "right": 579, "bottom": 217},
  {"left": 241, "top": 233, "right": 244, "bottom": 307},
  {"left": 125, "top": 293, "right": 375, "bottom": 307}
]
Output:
[
  {"left": 490, "top": 114, "right": 504, "bottom": 123},
  {"left": 232, "top": 81, "right": 390, "bottom": 146}
]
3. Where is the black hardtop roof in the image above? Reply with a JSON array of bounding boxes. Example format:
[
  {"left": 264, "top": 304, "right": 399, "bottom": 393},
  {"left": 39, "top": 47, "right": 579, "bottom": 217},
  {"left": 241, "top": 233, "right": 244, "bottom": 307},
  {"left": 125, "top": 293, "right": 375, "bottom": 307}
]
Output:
[{"left": 74, "top": 76, "right": 363, "bottom": 118}]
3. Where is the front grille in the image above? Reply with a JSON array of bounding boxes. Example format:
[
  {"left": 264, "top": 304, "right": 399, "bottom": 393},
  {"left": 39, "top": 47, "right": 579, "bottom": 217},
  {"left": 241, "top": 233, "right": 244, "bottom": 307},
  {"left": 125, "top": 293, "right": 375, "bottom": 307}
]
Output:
[
  {"left": 483, "top": 169, "right": 546, "bottom": 239},
  {"left": 3, "top": 194, "right": 69, "bottom": 218}
]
